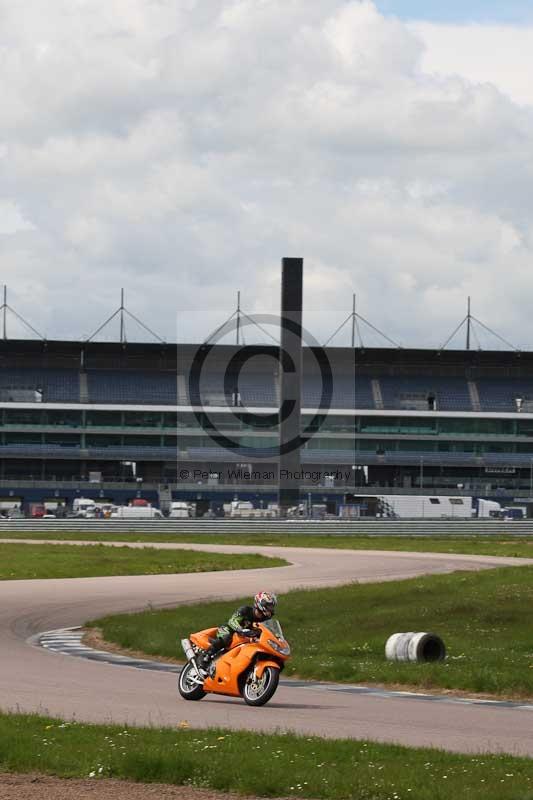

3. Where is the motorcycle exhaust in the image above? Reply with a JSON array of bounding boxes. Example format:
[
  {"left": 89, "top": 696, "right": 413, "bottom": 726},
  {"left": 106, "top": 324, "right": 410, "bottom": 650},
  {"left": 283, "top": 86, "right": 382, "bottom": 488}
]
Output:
[
  {"left": 180, "top": 637, "right": 204, "bottom": 684},
  {"left": 181, "top": 638, "right": 196, "bottom": 662}
]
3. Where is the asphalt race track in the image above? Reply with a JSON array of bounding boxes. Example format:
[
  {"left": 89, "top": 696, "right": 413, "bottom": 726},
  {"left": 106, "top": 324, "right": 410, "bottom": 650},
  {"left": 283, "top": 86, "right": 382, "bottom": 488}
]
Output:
[{"left": 1, "top": 540, "right": 533, "bottom": 756}]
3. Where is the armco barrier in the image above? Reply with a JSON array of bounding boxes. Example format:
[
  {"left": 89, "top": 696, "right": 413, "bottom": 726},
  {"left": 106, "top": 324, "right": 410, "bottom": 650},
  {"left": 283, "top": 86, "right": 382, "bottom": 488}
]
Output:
[{"left": 2, "top": 518, "right": 533, "bottom": 536}]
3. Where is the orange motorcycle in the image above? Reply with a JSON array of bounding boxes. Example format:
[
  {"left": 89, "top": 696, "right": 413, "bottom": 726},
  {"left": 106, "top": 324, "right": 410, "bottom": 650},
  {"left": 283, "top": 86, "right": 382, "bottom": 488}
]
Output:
[{"left": 179, "top": 619, "right": 290, "bottom": 706}]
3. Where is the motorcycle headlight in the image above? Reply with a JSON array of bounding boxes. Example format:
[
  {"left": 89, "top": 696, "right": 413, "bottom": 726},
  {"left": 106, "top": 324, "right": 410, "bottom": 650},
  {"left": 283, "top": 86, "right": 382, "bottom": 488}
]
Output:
[{"left": 267, "top": 638, "right": 291, "bottom": 656}]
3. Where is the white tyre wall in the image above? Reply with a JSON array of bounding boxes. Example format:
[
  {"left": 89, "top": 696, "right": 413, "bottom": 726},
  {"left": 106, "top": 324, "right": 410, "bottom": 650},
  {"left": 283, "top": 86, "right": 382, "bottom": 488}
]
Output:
[
  {"left": 385, "top": 632, "right": 414, "bottom": 661},
  {"left": 385, "top": 632, "right": 446, "bottom": 663}
]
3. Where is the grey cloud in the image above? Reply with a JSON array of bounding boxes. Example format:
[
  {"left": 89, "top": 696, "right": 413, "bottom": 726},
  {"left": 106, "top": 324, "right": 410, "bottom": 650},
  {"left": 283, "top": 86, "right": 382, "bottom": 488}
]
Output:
[{"left": 0, "top": 0, "right": 532, "bottom": 348}]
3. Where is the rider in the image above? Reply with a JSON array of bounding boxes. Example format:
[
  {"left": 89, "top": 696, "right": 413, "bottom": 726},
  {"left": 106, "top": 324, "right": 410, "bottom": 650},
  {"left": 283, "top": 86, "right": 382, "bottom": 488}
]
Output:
[{"left": 196, "top": 591, "right": 277, "bottom": 673}]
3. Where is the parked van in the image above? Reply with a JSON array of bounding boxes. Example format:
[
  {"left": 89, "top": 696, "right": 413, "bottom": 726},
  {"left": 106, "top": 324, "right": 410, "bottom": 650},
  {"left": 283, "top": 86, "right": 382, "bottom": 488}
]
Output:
[
  {"left": 229, "top": 501, "right": 254, "bottom": 518},
  {"left": 72, "top": 498, "right": 97, "bottom": 518},
  {"left": 111, "top": 506, "right": 163, "bottom": 519},
  {"left": 168, "top": 501, "right": 192, "bottom": 519}
]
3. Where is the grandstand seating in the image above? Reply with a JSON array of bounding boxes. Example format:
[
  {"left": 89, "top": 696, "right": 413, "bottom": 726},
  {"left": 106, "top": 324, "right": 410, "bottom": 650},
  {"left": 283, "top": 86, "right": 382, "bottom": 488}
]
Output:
[
  {"left": 4, "top": 362, "right": 533, "bottom": 418},
  {"left": 476, "top": 378, "right": 533, "bottom": 412},
  {"left": 186, "top": 372, "right": 277, "bottom": 407},
  {"left": 0, "top": 368, "right": 79, "bottom": 402},
  {"left": 87, "top": 370, "right": 177, "bottom": 405},
  {"left": 187, "top": 373, "right": 226, "bottom": 407},
  {"left": 303, "top": 375, "right": 374, "bottom": 409},
  {"left": 379, "top": 376, "right": 472, "bottom": 411},
  {"left": 238, "top": 373, "right": 277, "bottom": 406}
]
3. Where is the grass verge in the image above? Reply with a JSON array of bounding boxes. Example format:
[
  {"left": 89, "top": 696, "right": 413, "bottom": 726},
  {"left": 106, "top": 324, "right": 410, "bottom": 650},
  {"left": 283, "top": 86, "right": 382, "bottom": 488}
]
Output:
[
  {"left": 0, "top": 543, "right": 286, "bottom": 581},
  {"left": 1, "top": 712, "right": 533, "bottom": 799},
  {"left": 2, "top": 530, "right": 533, "bottom": 557},
  {"left": 92, "top": 565, "right": 533, "bottom": 697}
]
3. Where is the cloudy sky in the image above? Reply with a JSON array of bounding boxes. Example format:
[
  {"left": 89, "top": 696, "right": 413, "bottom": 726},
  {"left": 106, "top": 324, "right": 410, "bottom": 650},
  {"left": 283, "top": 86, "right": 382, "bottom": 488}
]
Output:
[{"left": 1, "top": 0, "right": 533, "bottom": 348}]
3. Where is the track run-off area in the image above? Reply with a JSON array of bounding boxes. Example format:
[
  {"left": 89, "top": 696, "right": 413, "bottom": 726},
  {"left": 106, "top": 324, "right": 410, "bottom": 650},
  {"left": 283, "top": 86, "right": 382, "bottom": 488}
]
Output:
[{"left": 2, "top": 539, "right": 533, "bottom": 757}]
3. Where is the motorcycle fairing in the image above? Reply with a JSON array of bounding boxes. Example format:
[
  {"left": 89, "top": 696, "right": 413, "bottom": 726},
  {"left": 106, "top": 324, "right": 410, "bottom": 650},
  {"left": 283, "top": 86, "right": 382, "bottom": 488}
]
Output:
[
  {"left": 203, "top": 641, "right": 258, "bottom": 696},
  {"left": 254, "top": 658, "right": 281, "bottom": 678}
]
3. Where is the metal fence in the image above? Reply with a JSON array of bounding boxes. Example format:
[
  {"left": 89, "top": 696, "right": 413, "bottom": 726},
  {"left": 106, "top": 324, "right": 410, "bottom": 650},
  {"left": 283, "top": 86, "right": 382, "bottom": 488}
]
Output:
[{"left": 2, "top": 518, "right": 533, "bottom": 536}]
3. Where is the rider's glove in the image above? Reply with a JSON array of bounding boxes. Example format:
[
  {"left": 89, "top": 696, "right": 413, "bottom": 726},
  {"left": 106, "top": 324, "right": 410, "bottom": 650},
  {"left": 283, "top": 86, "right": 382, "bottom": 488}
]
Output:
[{"left": 241, "top": 628, "right": 257, "bottom": 638}]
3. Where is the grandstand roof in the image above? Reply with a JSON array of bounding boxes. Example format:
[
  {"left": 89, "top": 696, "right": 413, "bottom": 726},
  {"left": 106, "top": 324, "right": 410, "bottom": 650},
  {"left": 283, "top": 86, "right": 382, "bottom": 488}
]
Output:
[{"left": 0, "top": 338, "right": 532, "bottom": 377}]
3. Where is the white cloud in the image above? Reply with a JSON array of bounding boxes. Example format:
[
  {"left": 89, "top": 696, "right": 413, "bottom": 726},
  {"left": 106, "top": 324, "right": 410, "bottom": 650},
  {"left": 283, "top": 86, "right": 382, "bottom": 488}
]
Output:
[
  {"left": 0, "top": 201, "right": 35, "bottom": 235},
  {"left": 412, "top": 22, "right": 533, "bottom": 107},
  {"left": 0, "top": 1, "right": 532, "bottom": 348}
]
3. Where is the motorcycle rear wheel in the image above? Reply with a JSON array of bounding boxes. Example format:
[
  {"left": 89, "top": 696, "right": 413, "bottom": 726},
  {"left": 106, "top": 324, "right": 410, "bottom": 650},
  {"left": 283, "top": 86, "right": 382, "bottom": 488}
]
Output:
[
  {"left": 242, "top": 666, "right": 279, "bottom": 706},
  {"left": 178, "top": 662, "right": 206, "bottom": 701}
]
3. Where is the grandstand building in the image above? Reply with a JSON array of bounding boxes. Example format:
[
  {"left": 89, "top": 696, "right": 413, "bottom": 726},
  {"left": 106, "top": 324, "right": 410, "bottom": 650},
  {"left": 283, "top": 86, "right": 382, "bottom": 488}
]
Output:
[{"left": 2, "top": 338, "right": 533, "bottom": 513}]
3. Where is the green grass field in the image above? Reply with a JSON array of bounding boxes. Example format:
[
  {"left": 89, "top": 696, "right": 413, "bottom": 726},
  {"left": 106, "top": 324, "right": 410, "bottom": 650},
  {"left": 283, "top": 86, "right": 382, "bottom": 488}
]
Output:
[
  {"left": 92, "top": 565, "right": 533, "bottom": 697},
  {"left": 0, "top": 543, "right": 286, "bottom": 581},
  {"left": 3, "top": 529, "right": 533, "bottom": 557},
  {"left": 1, "top": 712, "right": 532, "bottom": 799}
]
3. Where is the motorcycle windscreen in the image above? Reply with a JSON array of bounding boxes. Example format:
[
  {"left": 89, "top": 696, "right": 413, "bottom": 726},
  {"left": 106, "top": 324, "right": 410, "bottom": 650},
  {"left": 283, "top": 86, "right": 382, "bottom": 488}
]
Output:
[{"left": 261, "top": 618, "right": 284, "bottom": 640}]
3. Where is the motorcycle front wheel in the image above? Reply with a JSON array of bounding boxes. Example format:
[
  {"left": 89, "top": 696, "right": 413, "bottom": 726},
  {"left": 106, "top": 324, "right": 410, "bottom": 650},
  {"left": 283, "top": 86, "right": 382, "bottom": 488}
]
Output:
[
  {"left": 242, "top": 666, "right": 279, "bottom": 706},
  {"left": 178, "top": 662, "right": 206, "bottom": 701}
]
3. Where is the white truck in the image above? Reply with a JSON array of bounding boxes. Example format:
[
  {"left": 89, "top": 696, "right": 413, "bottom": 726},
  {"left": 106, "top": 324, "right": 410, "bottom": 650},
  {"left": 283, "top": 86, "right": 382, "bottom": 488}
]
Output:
[
  {"left": 168, "top": 501, "right": 192, "bottom": 519},
  {"left": 72, "top": 498, "right": 97, "bottom": 518},
  {"left": 477, "top": 499, "right": 501, "bottom": 519},
  {"left": 228, "top": 500, "right": 278, "bottom": 519},
  {"left": 111, "top": 506, "right": 164, "bottom": 519}
]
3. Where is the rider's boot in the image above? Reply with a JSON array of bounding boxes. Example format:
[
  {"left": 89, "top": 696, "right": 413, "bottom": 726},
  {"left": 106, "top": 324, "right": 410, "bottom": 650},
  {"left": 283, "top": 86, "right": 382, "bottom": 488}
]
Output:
[
  {"left": 196, "top": 646, "right": 215, "bottom": 675},
  {"left": 197, "top": 635, "right": 227, "bottom": 675}
]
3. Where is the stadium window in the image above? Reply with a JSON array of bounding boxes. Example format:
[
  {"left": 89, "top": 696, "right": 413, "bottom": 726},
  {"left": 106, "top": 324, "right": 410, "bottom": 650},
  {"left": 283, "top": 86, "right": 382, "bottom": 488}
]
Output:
[
  {"left": 176, "top": 412, "right": 195, "bottom": 429},
  {"left": 84, "top": 434, "right": 121, "bottom": 447},
  {"left": 5, "top": 433, "right": 42, "bottom": 444},
  {"left": 86, "top": 411, "right": 122, "bottom": 427},
  {"left": 359, "top": 440, "right": 381, "bottom": 452},
  {"left": 305, "top": 438, "right": 347, "bottom": 451},
  {"left": 44, "top": 433, "right": 80, "bottom": 447},
  {"left": 477, "top": 419, "right": 514, "bottom": 436},
  {"left": 4, "top": 409, "right": 44, "bottom": 426},
  {"left": 123, "top": 411, "right": 161, "bottom": 428},
  {"left": 212, "top": 412, "right": 245, "bottom": 431},
  {"left": 361, "top": 417, "right": 398, "bottom": 433},
  {"left": 121, "top": 435, "right": 160, "bottom": 447},
  {"left": 320, "top": 415, "right": 354, "bottom": 433},
  {"left": 399, "top": 418, "right": 437, "bottom": 435},
  {"left": 438, "top": 418, "right": 477, "bottom": 435},
  {"left": 517, "top": 421, "right": 533, "bottom": 437},
  {"left": 46, "top": 409, "right": 82, "bottom": 427},
  {"left": 398, "top": 441, "right": 435, "bottom": 452}
]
